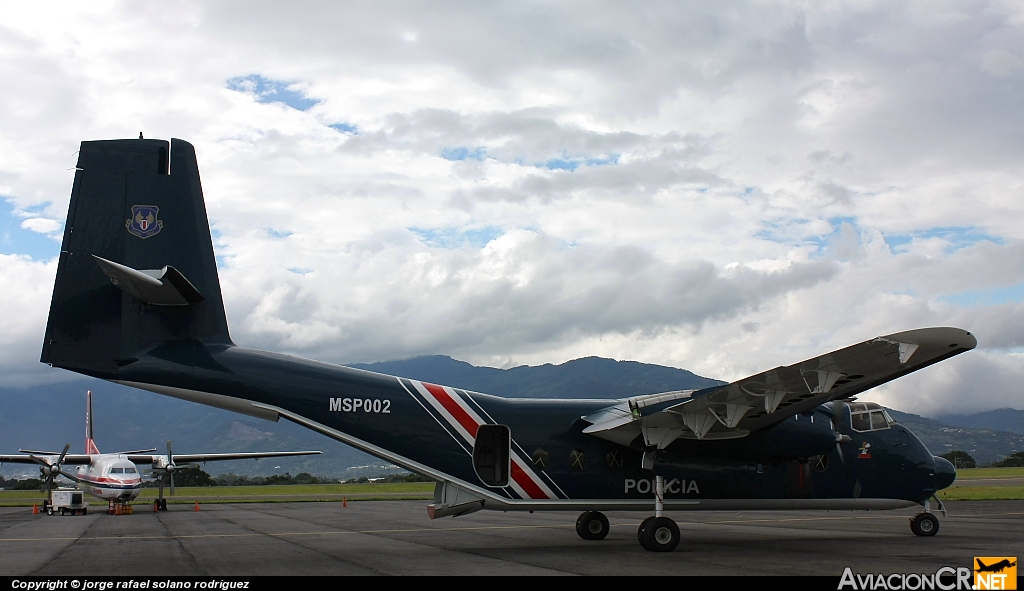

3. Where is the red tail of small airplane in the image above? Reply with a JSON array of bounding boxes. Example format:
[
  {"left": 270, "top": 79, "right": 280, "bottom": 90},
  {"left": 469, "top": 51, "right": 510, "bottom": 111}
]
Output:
[{"left": 85, "top": 389, "right": 100, "bottom": 455}]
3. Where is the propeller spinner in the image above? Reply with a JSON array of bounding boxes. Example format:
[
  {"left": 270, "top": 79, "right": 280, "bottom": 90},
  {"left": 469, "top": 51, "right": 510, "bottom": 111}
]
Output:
[{"left": 27, "top": 443, "right": 75, "bottom": 497}]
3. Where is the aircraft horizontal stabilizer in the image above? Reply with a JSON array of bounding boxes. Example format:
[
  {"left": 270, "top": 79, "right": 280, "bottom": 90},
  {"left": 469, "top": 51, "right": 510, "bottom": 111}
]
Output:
[{"left": 93, "top": 255, "right": 204, "bottom": 306}]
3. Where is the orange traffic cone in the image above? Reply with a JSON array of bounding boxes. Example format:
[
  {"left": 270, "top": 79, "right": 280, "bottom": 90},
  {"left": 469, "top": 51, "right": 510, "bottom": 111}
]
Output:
[
  {"left": 193, "top": 501, "right": 200, "bottom": 512},
  {"left": 153, "top": 501, "right": 159, "bottom": 512},
  {"left": 343, "top": 497, "right": 347, "bottom": 507},
  {"left": 115, "top": 503, "right": 122, "bottom": 515},
  {"left": 32, "top": 503, "right": 38, "bottom": 515}
]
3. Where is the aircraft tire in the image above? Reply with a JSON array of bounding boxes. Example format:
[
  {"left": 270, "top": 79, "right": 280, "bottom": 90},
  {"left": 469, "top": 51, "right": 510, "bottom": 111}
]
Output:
[
  {"left": 637, "top": 516, "right": 655, "bottom": 544},
  {"left": 575, "top": 511, "right": 610, "bottom": 540},
  {"left": 911, "top": 513, "right": 939, "bottom": 537},
  {"left": 640, "top": 517, "right": 680, "bottom": 552}
]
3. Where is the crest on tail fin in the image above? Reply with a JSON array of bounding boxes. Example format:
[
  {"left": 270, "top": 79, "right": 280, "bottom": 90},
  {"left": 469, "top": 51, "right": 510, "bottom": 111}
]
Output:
[
  {"left": 126, "top": 205, "right": 164, "bottom": 239},
  {"left": 85, "top": 390, "right": 100, "bottom": 455}
]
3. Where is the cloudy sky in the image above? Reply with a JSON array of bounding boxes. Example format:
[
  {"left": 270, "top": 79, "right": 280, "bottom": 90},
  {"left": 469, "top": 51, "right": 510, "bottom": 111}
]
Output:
[{"left": 1, "top": 1, "right": 1022, "bottom": 416}]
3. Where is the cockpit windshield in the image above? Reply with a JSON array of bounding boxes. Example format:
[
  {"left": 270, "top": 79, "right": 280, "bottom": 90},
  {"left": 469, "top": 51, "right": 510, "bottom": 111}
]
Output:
[{"left": 848, "top": 402, "right": 895, "bottom": 432}]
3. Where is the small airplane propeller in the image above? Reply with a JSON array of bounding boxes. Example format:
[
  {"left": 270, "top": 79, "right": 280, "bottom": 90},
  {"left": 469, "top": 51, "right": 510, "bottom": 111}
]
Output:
[
  {"left": 165, "top": 440, "right": 176, "bottom": 495},
  {"left": 27, "top": 444, "right": 78, "bottom": 496},
  {"left": 159, "top": 440, "right": 197, "bottom": 496}
]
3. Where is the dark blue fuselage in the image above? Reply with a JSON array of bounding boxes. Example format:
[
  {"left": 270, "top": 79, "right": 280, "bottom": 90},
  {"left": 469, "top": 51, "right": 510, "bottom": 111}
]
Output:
[{"left": 113, "top": 341, "right": 947, "bottom": 507}]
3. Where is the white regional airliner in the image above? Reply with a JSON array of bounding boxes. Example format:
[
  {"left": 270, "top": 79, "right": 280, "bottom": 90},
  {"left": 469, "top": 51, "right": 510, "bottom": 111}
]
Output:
[{"left": 0, "top": 390, "right": 321, "bottom": 510}]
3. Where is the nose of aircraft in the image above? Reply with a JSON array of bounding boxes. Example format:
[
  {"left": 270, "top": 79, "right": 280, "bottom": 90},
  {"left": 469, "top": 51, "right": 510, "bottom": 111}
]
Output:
[{"left": 933, "top": 455, "right": 956, "bottom": 490}]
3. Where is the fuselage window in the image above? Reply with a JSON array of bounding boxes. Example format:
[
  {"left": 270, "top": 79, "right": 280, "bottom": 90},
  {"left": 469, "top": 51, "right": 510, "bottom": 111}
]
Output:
[
  {"left": 532, "top": 449, "right": 550, "bottom": 470},
  {"left": 570, "top": 449, "right": 586, "bottom": 470}
]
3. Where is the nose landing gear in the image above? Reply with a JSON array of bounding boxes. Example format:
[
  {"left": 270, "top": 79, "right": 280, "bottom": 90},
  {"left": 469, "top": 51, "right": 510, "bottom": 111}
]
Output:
[
  {"left": 911, "top": 512, "right": 939, "bottom": 536},
  {"left": 910, "top": 497, "right": 944, "bottom": 537}
]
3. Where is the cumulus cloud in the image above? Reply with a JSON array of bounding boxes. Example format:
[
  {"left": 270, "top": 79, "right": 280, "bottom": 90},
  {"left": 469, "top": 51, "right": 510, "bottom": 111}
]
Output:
[{"left": 0, "top": 2, "right": 1022, "bottom": 415}]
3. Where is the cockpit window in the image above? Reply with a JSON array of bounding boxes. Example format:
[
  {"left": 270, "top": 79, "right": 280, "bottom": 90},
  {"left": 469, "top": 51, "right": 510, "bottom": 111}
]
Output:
[
  {"left": 851, "top": 412, "right": 872, "bottom": 432},
  {"left": 850, "top": 406, "right": 893, "bottom": 432},
  {"left": 111, "top": 467, "right": 123, "bottom": 474},
  {"left": 124, "top": 467, "right": 137, "bottom": 474}
]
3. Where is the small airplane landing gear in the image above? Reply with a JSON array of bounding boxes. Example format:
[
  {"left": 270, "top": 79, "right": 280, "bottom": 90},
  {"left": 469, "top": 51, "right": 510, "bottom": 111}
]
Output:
[
  {"left": 639, "top": 516, "right": 680, "bottom": 552},
  {"left": 637, "top": 475, "right": 680, "bottom": 552},
  {"left": 575, "top": 511, "right": 610, "bottom": 540},
  {"left": 910, "top": 498, "right": 941, "bottom": 537},
  {"left": 911, "top": 512, "right": 939, "bottom": 536}
]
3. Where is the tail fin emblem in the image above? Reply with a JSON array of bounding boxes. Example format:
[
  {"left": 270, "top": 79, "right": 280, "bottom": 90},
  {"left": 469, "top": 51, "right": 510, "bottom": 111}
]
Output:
[{"left": 126, "top": 205, "right": 164, "bottom": 239}]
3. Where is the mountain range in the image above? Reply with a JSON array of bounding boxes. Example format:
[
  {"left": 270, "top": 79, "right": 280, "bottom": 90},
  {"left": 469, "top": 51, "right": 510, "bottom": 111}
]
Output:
[{"left": 1, "top": 355, "right": 1020, "bottom": 477}]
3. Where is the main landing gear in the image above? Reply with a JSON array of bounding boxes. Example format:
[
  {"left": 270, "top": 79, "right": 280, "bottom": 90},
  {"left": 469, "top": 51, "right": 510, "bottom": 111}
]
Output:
[
  {"left": 576, "top": 511, "right": 610, "bottom": 540},
  {"left": 910, "top": 497, "right": 944, "bottom": 537},
  {"left": 637, "top": 475, "right": 679, "bottom": 552},
  {"left": 574, "top": 475, "right": 681, "bottom": 552}
]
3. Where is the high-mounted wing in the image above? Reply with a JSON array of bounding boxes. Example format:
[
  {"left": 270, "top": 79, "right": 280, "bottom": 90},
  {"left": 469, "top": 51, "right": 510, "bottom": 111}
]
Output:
[
  {"left": 0, "top": 454, "right": 94, "bottom": 465},
  {"left": 127, "top": 450, "right": 322, "bottom": 465},
  {"left": 583, "top": 327, "right": 976, "bottom": 448}
]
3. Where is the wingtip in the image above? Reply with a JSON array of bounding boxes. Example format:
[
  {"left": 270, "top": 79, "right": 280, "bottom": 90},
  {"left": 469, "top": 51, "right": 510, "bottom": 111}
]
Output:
[{"left": 882, "top": 327, "right": 977, "bottom": 351}]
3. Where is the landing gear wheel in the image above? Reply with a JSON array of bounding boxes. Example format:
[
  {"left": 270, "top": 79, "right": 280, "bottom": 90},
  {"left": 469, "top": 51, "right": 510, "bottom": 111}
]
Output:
[
  {"left": 160, "top": 499, "right": 168, "bottom": 511},
  {"left": 575, "top": 511, "right": 610, "bottom": 540},
  {"left": 911, "top": 512, "right": 939, "bottom": 537},
  {"left": 639, "top": 516, "right": 680, "bottom": 552},
  {"left": 637, "top": 516, "right": 655, "bottom": 544}
]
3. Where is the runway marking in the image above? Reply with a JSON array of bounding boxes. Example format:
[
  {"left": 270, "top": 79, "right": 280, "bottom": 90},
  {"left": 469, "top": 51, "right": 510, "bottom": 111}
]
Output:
[{"left": 1, "top": 511, "right": 1021, "bottom": 543}]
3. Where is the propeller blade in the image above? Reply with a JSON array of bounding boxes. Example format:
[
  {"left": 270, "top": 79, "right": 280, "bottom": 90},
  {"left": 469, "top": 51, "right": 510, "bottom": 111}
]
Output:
[
  {"left": 56, "top": 443, "right": 71, "bottom": 466},
  {"left": 166, "top": 440, "right": 176, "bottom": 495}
]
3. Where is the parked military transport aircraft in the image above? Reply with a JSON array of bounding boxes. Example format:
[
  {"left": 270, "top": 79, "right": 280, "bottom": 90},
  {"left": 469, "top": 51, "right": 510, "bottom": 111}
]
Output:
[
  {"left": 38, "top": 137, "right": 974, "bottom": 549},
  {"left": 0, "top": 389, "right": 320, "bottom": 511}
]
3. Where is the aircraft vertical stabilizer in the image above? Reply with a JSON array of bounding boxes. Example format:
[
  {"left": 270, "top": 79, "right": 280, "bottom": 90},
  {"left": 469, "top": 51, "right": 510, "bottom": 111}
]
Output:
[
  {"left": 85, "top": 389, "right": 100, "bottom": 455},
  {"left": 41, "top": 138, "right": 231, "bottom": 379}
]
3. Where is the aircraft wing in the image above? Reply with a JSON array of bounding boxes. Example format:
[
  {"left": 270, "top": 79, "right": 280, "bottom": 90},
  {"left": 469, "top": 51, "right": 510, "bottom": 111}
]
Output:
[
  {"left": 582, "top": 327, "right": 976, "bottom": 447},
  {"left": 0, "top": 454, "right": 94, "bottom": 466},
  {"left": 127, "top": 451, "right": 321, "bottom": 464}
]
